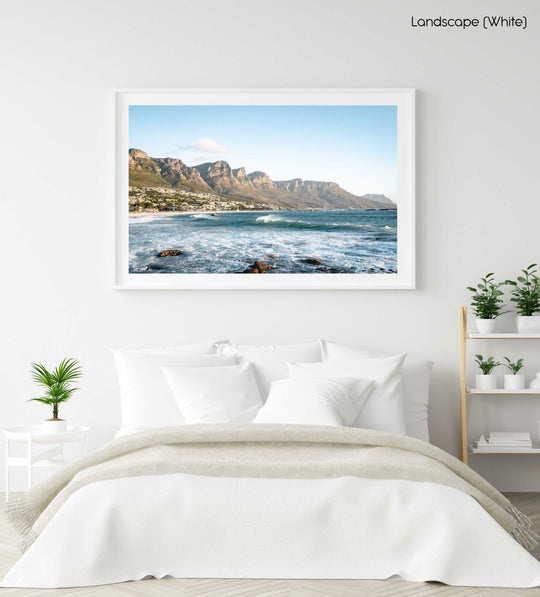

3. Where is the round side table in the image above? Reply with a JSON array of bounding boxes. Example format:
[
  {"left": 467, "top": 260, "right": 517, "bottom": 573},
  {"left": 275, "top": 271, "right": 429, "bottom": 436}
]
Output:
[{"left": 4, "top": 425, "right": 88, "bottom": 502}]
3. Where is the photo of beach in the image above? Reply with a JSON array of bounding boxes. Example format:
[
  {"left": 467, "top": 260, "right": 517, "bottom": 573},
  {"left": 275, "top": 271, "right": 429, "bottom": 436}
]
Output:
[{"left": 128, "top": 104, "right": 398, "bottom": 275}]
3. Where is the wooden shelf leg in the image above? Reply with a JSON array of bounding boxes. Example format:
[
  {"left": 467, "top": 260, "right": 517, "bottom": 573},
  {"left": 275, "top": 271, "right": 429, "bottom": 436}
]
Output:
[
  {"left": 459, "top": 306, "right": 469, "bottom": 464},
  {"left": 4, "top": 437, "right": 9, "bottom": 503}
]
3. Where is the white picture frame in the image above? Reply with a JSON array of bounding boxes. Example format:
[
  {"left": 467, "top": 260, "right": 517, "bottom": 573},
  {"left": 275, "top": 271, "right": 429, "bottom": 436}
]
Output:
[{"left": 115, "top": 88, "right": 415, "bottom": 289}]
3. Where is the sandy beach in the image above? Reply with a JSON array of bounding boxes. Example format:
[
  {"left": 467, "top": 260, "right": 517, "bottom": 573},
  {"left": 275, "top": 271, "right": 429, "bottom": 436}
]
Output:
[{"left": 128, "top": 209, "right": 284, "bottom": 218}]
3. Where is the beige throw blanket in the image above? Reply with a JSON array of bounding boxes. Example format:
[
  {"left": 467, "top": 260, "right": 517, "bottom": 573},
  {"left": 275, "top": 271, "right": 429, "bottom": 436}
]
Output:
[{"left": 6, "top": 424, "right": 537, "bottom": 553}]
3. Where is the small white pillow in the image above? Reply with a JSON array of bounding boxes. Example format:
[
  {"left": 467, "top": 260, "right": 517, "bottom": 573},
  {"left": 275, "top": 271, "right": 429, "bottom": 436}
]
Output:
[
  {"left": 254, "top": 377, "right": 374, "bottom": 427},
  {"left": 162, "top": 361, "right": 263, "bottom": 424},
  {"left": 320, "top": 339, "right": 433, "bottom": 442},
  {"left": 288, "top": 354, "right": 407, "bottom": 435},
  {"left": 216, "top": 341, "right": 322, "bottom": 399},
  {"left": 111, "top": 349, "right": 237, "bottom": 429}
]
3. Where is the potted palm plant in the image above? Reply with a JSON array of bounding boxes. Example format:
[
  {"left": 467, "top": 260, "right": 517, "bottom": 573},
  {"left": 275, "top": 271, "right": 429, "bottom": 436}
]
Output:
[
  {"left": 467, "top": 273, "right": 506, "bottom": 333},
  {"left": 28, "top": 357, "right": 82, "bottom": 433},
  {"left": 504, "top": 264, "right": 540, "bottom": 333},
  {"left": 503, "top": 357, "right": 525, "bottom": 390},
  {"left": 474, "top": 354, "right": 500, "bottom": 390}
]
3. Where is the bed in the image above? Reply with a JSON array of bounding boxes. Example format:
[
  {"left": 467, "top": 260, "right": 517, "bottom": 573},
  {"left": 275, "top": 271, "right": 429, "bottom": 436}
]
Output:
[{"left": 3, "top": 340, "right": 540, "bottom": 589}]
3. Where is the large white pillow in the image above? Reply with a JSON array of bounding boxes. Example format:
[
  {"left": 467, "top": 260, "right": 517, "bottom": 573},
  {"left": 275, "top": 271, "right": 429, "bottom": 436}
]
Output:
[
  {"left": 111, "top": 348, "right": 237, "bottom": 429},
  {"left": 253, "top": 377, "right": 374, "bottom": 427},
  {"left": 216, "top": 341, "right": 322, "bottom": 399},
  {"left": 288, "top": 354, "right": 407, "bottom": 435},
  {"left": 162, "top": 361, "right": 263, "bottom": 424},
  {"left": 320, "top": 339, "right": 433, "bottom": 442}
]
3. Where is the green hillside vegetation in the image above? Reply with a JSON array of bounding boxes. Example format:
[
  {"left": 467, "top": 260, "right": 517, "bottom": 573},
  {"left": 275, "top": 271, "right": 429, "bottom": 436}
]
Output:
[{"left": 129, "top": 169, "right": 170, "bottom": 188}]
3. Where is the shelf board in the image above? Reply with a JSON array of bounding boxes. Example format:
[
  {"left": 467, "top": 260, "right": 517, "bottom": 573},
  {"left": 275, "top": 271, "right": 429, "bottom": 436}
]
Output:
[
  {"left": 467, "top": 333, "right": 540, "bottom": 339},
  {"left": 467, "top": 388, "right": 540, "bottom": 395},
  {"left": 469, "top": 449, "right": 540, "bottom": 455}
]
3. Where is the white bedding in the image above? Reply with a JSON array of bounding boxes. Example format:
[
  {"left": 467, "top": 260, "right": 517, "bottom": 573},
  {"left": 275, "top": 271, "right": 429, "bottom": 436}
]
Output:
[{"left": 3, "top": 473, "right": 540, "bottom": 588}]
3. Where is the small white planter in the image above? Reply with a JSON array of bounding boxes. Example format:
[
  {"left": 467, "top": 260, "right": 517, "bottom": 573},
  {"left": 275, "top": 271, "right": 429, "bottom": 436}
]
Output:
[
  {"left": 504, "top": 374, "right": 525, "bottom": 391},
  {"left": 476, "top": 374, "right": 497, "bottom": 391},
  {"left": 529, "top": 372, "right": 540, "bottom": 389},
  {"left": 516, "top": 315, "right": 540, "bottom": 334},
  {"left": 476, "top": 318, "right": 497, "bottom": 334},
  {"left": 42, "top": 419, "right": 67, "bottom": 434}
]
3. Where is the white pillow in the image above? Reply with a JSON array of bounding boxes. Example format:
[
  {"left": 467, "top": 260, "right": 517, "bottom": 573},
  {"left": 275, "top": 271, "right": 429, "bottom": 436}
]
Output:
[
  {"left": 288, "top": 354, "right": 407, "bottom": 435},
  {"left": 320, "top": 339, "right": 433, "bottom": 442},
  {"left": 253, "top": 377, "right": 374, "bottom": 427},
  {"left": 162, "top": 361, "right": 263, "bottom": 424},
  {"left": 216, "top": 341, "right": 322, "bottom": 399},
  {"left": 111, "top": 348, "right": 237, "bottom": 429}
]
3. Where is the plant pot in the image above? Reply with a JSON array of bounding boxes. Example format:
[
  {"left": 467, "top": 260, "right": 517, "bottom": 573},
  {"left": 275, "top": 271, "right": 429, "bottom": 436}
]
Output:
[
  {"left": 42, "top": 419, "right": 67, "bottom": 433},
  {"left": 476, "top": 374, "right": 497, "bottom": 391},
  {"left": 516, "top": 315, "right": 540, "bottom": 334},
  {"left": 504, "top": 374, "right": 525, "bottom": 390},
  {"left": 476, "top": 319, "right": 497, "bottom": 334}
]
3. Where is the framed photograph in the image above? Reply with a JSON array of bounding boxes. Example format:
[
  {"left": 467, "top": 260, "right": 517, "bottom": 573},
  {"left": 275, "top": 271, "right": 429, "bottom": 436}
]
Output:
[{"left": 115, "top": 88, "right": 415, "bottom": 289}]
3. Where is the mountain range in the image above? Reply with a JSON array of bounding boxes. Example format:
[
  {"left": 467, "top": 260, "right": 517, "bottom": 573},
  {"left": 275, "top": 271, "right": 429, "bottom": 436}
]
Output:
[{"left": 128, "top": 149, "right": 396, "bottom": 211}]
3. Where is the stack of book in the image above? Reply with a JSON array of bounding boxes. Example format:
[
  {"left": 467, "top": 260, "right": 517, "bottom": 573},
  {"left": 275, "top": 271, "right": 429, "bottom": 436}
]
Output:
[{"left": 473, "top": 432, "right": 534, "bottom": 453}]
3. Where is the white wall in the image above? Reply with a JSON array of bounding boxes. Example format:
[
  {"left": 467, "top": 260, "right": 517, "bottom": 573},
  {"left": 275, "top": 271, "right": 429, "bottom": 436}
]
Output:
[{"left": 1, "top": 0, "right": 539, "bottom": 490}]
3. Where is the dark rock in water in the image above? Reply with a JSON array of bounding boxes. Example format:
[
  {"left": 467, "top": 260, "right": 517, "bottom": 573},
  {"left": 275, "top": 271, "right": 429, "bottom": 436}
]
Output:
[
  {"left": 316, "top": 266, "right": 342, "bottom": 273},
  {"left": 157, "top": 249, "right": 183, "bottom": 257},
  {"left": 301, "top": 258, "right": 323, "bottom": 266},
  {"left": 243, "top": 260, "right": 273, "bottom": 274}
]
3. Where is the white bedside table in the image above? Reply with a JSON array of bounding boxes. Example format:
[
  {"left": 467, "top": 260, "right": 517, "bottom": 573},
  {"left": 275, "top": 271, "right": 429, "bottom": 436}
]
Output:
[{"left": 4, "top": 425, "right": 88, "bottom": 501}]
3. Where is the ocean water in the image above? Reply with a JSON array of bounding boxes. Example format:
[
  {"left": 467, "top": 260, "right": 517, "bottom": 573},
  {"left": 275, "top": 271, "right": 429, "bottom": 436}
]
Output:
[{"left": 129, "top": 209, "right": 397, "bottom": 274}]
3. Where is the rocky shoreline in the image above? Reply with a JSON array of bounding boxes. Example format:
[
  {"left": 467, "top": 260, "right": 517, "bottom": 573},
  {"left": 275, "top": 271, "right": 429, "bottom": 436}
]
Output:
[{"left": 152, "top": 249, "right": 396, "bottom": 274}]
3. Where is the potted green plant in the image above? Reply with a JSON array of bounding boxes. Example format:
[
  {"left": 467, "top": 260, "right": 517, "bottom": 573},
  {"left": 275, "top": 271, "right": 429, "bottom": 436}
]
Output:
[
  {"left": 503, "top": 357, "right": 525, "bottom": 390},
  {"left": 504, "top": 264, "right": 540, "bottom": 333},
  {"left": 28, "top": 357, "right": 82, "bottom": 433},
  {"left": 474, "top": 354, "right": 500, "bottom": 390},
  {"left": 467, "top": 273, "right": 506, "bottom": 333}
]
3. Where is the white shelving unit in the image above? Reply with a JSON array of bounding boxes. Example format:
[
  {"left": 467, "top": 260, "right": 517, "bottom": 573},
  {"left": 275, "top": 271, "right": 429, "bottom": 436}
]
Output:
[
  {"left": 459, "top": 306, "right": 540, "bottom": 464},
  {"left": 467, "top": 388, "right": 540, "bottom": 395},
  {"left": 468, "top": 333, "right": 540, "bottom": 339},
  {"left": 471, "top": 448, "right": 540, "bottom": 454}
]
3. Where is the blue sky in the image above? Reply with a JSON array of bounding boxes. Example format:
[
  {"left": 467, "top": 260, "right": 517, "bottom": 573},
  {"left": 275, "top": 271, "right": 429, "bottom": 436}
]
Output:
[{"left": 129, "top": 105, "right": 397, "bottom": 199}]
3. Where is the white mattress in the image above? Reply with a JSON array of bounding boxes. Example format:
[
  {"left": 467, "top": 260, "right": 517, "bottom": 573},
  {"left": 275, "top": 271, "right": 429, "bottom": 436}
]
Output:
[{"left": 3, "top": 473, "right": 540, "bottom": 588}]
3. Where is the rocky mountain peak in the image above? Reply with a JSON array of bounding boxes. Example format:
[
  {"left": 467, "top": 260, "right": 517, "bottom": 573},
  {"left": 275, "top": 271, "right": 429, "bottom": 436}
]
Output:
[
  {"left": 248, "top": 170, "right": 273, "bottom": 182},
  {"left": 129, "top": 149, "right": 396, "bottom": 210},
  {"left": 361, "top": 193, "right": 394, "bottom": 205},
  {"left": 129, "top": 148, "right": 150, "bottom": 160},
  {"left": 232, "top": 167, "right": 249, "bottom": 182},
  {"left": 199, "top": 160, "right": 231, "bottom": 176}
]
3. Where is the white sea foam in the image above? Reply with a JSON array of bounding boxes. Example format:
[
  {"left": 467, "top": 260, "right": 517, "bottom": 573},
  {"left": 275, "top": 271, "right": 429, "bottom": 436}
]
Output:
[
  {"left": 191, "top": 214, "right": 216, "bottom": 220},
  {"left": 129, "top": 209, "right": 397, "bottom": 274},
  {"left": 129, "top": 216, "right": 159, "bottom": 224},
  {"left": 256, "top": 214, "right": 286, "bottom": 223},
  {"left": 256, "top": 214, "right": 378, "bottom": 230}
]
